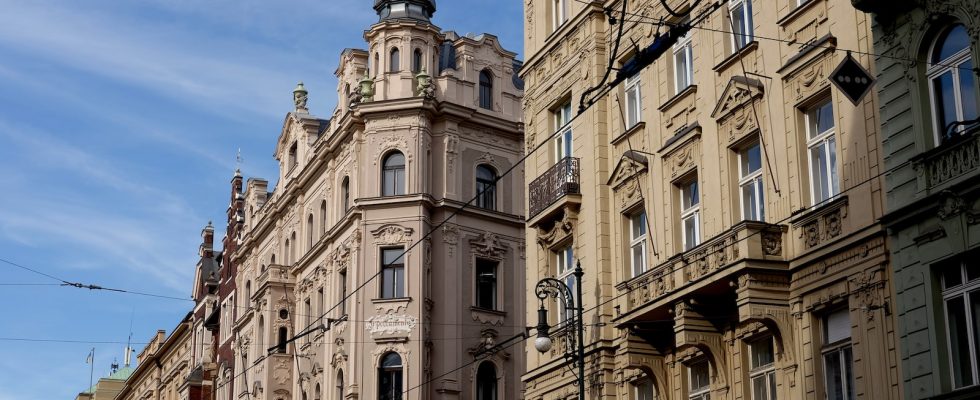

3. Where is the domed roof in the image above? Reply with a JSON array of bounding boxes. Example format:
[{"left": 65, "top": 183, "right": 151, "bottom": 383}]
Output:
[{"left": 373, "top": 0, "right": 436, "bottom": 22}]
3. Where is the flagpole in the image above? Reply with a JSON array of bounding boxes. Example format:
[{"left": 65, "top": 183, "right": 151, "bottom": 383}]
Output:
[{"left": 88, "top": 348, "right": 95, "bottom": 393}]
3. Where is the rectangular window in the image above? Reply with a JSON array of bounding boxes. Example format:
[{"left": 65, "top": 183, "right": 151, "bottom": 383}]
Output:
[
  {"left": 673, "top": 30, "right": 694, "bottom": 93},
  {"left": 339, "top": 270, "right": 347, "bottom": 316},
  {"left": 475, "top": 259, "right": 498, "bottom": 310},
  {"left": 629, "top": 211, "right": 648, "bottom": 278},
  {"left": 729, "top": 0, "right": 753, "bottom": 50},
  {"left": 634, "top": 378, "right": 655, "bottom": 400},
  {"left": 806, "top": 99, "right": 838, "bottom": 205},
  {"left": 680, "top": 179, "right": 701, "bottom": 251},
  {"left": 552, "top": 0, "right": 568, "bottom": 31},
  {"left": 739, "top": 142, "right": 765, "bottom": 221},
  {"left": 941, "top": 261, "right": 980, "bottom": 388},
  {"left": 317, "top": 287, "right": 324, "bottom": 322},
  {"left": 749, "top": 336, "right": 777, "bottom": 400},
  {"left": 304, "top": 297, "right": 312, "bottom": 341},
  {"left": 556, "top": 245, "right": 576, "bottom": 323},
  {"left": 822, "top": 308, "right": 855, "bottom": 400},
  {"left": 625, "top": 73, "right": 642, "bottom": 128},
  {"left": 688, "top": 360, "right": 711, "bottom": 400},
  {"left": 554, "top": 101, "right": 573, "bottom": 160},
  {"left": 289, "top": 142, "right": 298, "bottom": 169},
  {"left": 380, "top": 248, "right": 405, "bottom": 299}
]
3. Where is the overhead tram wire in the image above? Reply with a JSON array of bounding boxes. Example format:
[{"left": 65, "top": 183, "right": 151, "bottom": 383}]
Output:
[
  {"left": 588, "top": 0, "right": 980, "bottom": 74},
  {"left": 0, "top": 257, "right": 193, "bottom": 302}
]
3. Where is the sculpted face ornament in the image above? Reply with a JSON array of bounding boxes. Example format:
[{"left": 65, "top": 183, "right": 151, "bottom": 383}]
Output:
[{"left": 293, "top": 82, "right": 309, "bottom": 111}]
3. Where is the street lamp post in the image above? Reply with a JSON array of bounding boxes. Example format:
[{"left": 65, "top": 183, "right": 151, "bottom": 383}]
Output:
[{"left": 533, "top": 261, "right": 585, "bottom": 400}]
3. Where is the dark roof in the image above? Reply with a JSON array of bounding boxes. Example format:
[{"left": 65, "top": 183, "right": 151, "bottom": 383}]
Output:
[{"left": 374, "top": 0, "right": 436, "bottom": 21}]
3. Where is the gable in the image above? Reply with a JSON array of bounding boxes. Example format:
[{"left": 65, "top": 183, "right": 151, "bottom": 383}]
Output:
[
  {"left": 607, "top": 150, "right": 649, "bottom": 188},
  {"left": 710, "top": 76, "right": 765, "bottom": 120}
]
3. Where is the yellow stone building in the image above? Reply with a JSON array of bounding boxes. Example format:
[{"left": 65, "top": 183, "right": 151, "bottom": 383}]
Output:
[{"left": 520, "top": 0, "right": 902, "bottom": 399}]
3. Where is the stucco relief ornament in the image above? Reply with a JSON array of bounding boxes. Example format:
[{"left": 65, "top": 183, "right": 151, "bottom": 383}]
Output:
[
  {"left": 366, "top": 314, "right": 418, "bottom": 336},
  {"left": 371, "top": 224, "right": 414, "bottom": 245},
  {"left": 470, "top": 231, "right": 507, "bottom": 259},
  {"left": 348, "top": 83, "right": 363, "bottom": 108},
  {"left": 293, "top": 82, "right": 309, "bottom": 112}
]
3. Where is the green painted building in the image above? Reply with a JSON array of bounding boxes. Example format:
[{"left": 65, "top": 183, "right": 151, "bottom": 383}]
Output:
[{"left": 854, "top": 0, "right": 980, "bottom": 398}]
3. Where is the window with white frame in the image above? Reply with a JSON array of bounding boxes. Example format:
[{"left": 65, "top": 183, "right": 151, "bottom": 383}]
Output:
[
  {"left": 625, "top": 73, "right": 642, "bottom": 128},
  {"left": 940, "top": 260, "right": 980, "bottom": 389},
  {"left": 673, "top": 29, "right": 694, "bottom": 93},
  {"left": 552, "top": 0, "right": 568, "bottom": 31},
  {"left": 822, "top": 308, "right": 855, "bottom": 400},
  {"left": 749, "top": 336, "right": 777, "bottom": 400},
  {"left": 688, "top": 360, "right": 711, "bottom": 400},
  {"left": 928, "top": 24, "right": 978, "bottom": 143},
  {"left": 634, "top": 378, "right": 655, "bottom": 400},
  {"left": 680, "top": 179, "right": 701, "bottom": 251},
  {"left": 805, "top": 99, "right": 838, "bottom": 205},
  {"left": 629, "top": 211, "right": 648, "bottom": 278},
  {"left": 554, "top": 101, "right": 573, "bottom": 160},
  {"left": 739, "top": 142, "right": 765, "bottom": 221},
  {"left": 555, "top": 245, "right": 576, "bottom": 323},
  {"left": 380, "top": 248, "right": 405, "bottom": 299},
  {"left": 729, "top": 0, "right": 753, "bottom": 50}
]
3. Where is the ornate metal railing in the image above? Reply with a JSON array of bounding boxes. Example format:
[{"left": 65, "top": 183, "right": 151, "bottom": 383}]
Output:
[
  {"left": 529, "top": 157, "right": 581, "bottom": 218},
  {"left": 923, "top": 125, "right": 980, "bottom": 189}
]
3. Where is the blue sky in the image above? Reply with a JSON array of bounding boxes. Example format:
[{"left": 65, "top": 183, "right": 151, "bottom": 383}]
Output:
[{"left": 0, "top": 0, "right": 522, "bottom": 398}]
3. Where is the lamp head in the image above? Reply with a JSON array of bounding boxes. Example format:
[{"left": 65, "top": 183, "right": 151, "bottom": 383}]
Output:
[{"left": 534, "top": 336, "right": 553, "bottom": 353}]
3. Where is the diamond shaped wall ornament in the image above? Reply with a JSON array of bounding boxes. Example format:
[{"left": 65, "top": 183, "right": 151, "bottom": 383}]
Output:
[{"left": 830, "top": 53, "right": 876, "bottom": 106}]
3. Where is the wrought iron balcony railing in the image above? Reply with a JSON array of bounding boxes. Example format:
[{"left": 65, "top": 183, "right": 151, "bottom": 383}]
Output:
[{"left": 529, "top": 157, "right": 580, "bottom": 218}]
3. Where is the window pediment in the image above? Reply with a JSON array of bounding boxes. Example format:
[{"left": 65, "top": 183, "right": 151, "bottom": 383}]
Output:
[
  {"left": 711, "top": 75, "right": 764, "bottom": 120},
  {"left": 607, "top": 151, "right": 649, "bottom": 189}
]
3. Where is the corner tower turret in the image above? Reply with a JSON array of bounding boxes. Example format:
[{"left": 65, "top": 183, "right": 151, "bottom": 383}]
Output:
[{"left": 373, "top": 0, "right": 435, "bottom": 22}]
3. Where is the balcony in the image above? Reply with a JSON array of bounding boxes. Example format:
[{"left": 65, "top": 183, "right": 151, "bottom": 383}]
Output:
[
  {"left": 919, "top": 125, "right": 980, "bottom": 191},
  {"left": 528, "top": 157, "right": 580, "bottom": 219},
  {"left": 618, "top": 221, "right": 788, "bottom": 319}
]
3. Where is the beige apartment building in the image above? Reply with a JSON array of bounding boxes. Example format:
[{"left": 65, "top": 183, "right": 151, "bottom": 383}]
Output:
[
  {"left": 521, "top": 0, "right": 901, "bottom": 399},
  {"left": 115, "top": 319, "right": 194, "bottom": 400},
  {"left": 230, "top": 1, "right": 526, "bottom": 399}
]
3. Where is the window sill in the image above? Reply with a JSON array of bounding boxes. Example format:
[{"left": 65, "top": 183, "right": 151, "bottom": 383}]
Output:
[
  {"left": 470, "top": 306, "right": 506, "bottom": 316},
  {"left": 658, "top": 85, "right": 697, "bottom": 113},
  {"left": 713, "top": 41, "right": 759, "bottom": 73},
  {"left": 372, "top": 296, "right": 412, "bottom": 304},
  {"left": 611, "top": 122, "right": 646, "bottom": 146},
  {"left": 776, "top": 0, "right": 821, "bottom": 27}
]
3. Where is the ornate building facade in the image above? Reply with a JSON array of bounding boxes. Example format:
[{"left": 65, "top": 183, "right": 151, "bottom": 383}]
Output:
[
  {"left": 521, "top": 0, "right": 901, "bottom": 399},
  {"left": 854, "top": 1, "right": 980, "bottom": 398},
  {"left": 230, "top": 1, "right": 526, "bottom": 400}
]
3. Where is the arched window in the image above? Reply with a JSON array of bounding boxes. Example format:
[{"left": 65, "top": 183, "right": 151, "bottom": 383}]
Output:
[
  {"left": 244, "top": 281, "right": 251, "bottom": 309},
  {"left": 320, "top": 200, "right": 327, "bottom": 236},
  {"left": 307, "top": 214, "right": 314, "bottom": 249},
  {"left": 283, "top": 239, "right": 290, "bottom": 265},
  {"left": 390, "top": 48, "right": 400, "bottom": 72},
  {"left": 476, "top": 362, "right": 497, "bottom": 400},
  {"left": 378, "top": 353, "right": 403, "bottom": 400},
  {"left": 342, "top": 177, "right": 351, "bottom": 212},
  {"left": 413, "top": 48, "right": 423, "bottom": 73},
  {"left": 291, "top": 232, "right": 297, "bottom": 263},
  {"left": 374, "top": 52, "right": 380, "bottom": 76},
  {"left": 928, "top": 24, "right": 978, "bottom": 143},
  {"left": 302, "top": 391, "right": 307, "bottom": 400},
  {"left": 382, "top": 152, "right": 406, "bottom": 196},
  {"left": 476, "top": 164, "right": 497, "bottom": 210},
  {"left": 336, "top": 370, "right": 344, "bottom": 400},
  {"left": 257, "top": 315, "right": 265, "bottom": 346},
  {"left": 479, "top": 70, "right": 493, "bottom": 110},
  {"left": 314, "top": 383, "right": 321, "bottom": 400},
  {"left": 270, "top": 254, "right": 276, "bottom": 265}
]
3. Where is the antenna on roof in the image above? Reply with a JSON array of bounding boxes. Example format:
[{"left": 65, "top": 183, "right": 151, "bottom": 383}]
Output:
[{"left": 124, "top": 308, "right": 134, "bottom": 367}]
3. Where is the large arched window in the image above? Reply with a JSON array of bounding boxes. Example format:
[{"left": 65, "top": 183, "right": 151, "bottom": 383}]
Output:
[
  {"left": 479, "top": 70, "right": 493, "bottom": 110},
  {"left": 378, "top": 353, "right": 403, "bottom": 400},
  {"left": 307, "top": 214, "right": 314, "bottom": 249},
  {"left": 390, "top": 48, "right": 401, "bottom": 72},
  {"left": 476, "top": 362, "right": 497, "bottom": 400},
  {"left": 320, "top": 200, "right": 327, "bottom": 236},
  {"left": 476, "top": 164, "right": 497, "bottom": 210},
  {"left": 413, "top": 48, "right": 423, "bottom": 73},
  {"left": 342, "top": 176, "right": 351, "bottom": 212},
  {"left": 336, "top": 370, "right": 344, "bottom": 400},
  {"left": 928, "top": 24, "right": 978, "bottom": 143},
  {"left": 382, "top": 152, "right": 406, "bottom": 196}
]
